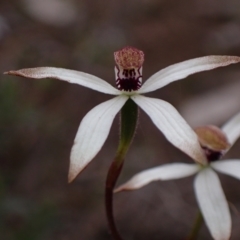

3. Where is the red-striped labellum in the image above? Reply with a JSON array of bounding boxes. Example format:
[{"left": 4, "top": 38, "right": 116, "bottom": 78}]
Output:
[{"left": 114, "top": 46, "right": 144, "bottom": 92}]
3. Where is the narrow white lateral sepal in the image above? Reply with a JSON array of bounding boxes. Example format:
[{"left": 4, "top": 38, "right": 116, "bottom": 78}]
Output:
[
  {"left": 6, "top": 67, "right": 120, "bottom": 95},
  {"left": 139, "top": 56, "right": 240, "bottom": 94},
  {"left": 69, "top": 95, "right": 128, "bottom": 182},
  {"left": 194, "top": 168, "right": 231, "bottom": 240},
  {"left": 132, "top": 95, "right": 206, "bottom": 164},
  {"left": 221, "top": 111, "right": 240, "bottom": 146},
  {"left": 115, "top": 163, "right": 199, "bottom": 192},
  {"left": 212, "top": 160, "right": 240, "bottom": 180}
]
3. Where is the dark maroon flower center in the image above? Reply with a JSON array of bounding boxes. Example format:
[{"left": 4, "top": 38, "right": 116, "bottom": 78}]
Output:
[
  {"left": 115, "top": 66, "right": 142, "bottom": 91},
  {"left": 114, "top": 46, "right": 144, "bottom": 91},
  {"left": 201, "top": 146, "right": 223, "bottom": 162}
]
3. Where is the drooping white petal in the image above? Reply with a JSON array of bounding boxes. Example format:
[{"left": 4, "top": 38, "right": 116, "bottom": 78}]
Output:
[
  {"left": 221, "top": 111, "right": 240, "bottom": 146},
  {"left": 194, "top": 168, "right": 231, "bottom": 240},
  {"left": 138, "top": 56, "right": 240, "bottom": 94},
  {"left": 5, "top": 67, "right": 120, "bottom": 95},
  {"left": 69, "top": 95, "right": 128, "bottom": 182},
  {"left": 131, "top": 95, "right": 207, "bottom": 164},
  {"left": 115, "top": 163, "right": 199, "bottom": 192},
  {"left": 211, "top": 160, "right": 240, "bottom": 180}
]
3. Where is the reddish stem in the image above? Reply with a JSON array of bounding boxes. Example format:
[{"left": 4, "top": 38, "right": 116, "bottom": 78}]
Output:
[{"left": 105, "top": 159, "right": 124, "bottom": 240}]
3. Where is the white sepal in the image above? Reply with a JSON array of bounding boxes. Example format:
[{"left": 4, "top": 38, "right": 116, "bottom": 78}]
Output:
[
  {"left": 194, "top": 168, "right": 231, "bottom": 240},
  {"left": 221, "top": 111, "right": 240, "bottom": 146},
  {"left": 69, "top": 95, "right": 128, "bottom": 182},
  {"left": 115, "top": 163, "right": 199, "bottom": 192},
  {"left": 138, "top": 56, "right": 240, "bottom": 94},
  {"left": 211, "top": 160, "right": 240, "bottom": 181},
  {"left": 131, "top": 95, "right": 207, "bottom": 164},
  {"left": 5, "top": 67, "right": 120, "bottom": 95}
]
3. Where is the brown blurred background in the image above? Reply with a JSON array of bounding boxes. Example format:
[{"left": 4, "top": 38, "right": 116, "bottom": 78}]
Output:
[{"left": 1, "top": 0, "right": 240, "bottom": 239}]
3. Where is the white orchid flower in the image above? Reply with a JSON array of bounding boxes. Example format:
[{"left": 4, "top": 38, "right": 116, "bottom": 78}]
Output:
[
  {"left": 5, "top": 47, "right": 240, "bottom": 182},
  {"left": 115, "top": 111, "right": 240, "bottom": 240}
]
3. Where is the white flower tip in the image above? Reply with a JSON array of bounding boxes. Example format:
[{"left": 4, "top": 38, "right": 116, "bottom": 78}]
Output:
[
  {"left": 210, "top": 55, "right": 240, "bottom": 66},
  {"left": 68, "top": 175, "right": 74, "bottom": 183},
  {"left": 68, "top": 164, "right": 82, "bottom": 183},
  {"left": 114, "top": 184, "right": 134, "bottom": 193},
  {"left": 113, "top": 173, "right": 150, "bottom": 193},
  {"left": 4, "top": 70, "right": 18, "bottom": 75},
  {"left": 224, "top": 55, "right": 240, "bottom": 64},
  {"left": 223, "top": 55, "right": 239, "bottom": 62},
  {"left": 114, "top": 187, "right": 121, "bottom": 193},
  {"left": 68, "top": 154, "right": 87, "bottom": 183},
  {"left": 68, "top": 168, "right": 77, "bottom": 183},
  {"left": 68, "top": 151, "right": 90, "bottom": 183},
  {"left": 4, "top": 69, "right": 35, "bottom": 78}
]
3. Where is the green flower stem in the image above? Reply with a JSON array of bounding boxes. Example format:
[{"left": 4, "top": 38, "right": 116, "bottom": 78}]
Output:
[
  {"left": 186, "top": 210, "right": 203, "bottom": 240},
  {"left": 105, "top": 98, "right": 138, "bottom": 240}
]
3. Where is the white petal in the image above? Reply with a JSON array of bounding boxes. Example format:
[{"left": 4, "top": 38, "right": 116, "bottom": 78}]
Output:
[
  {"left": 5, "top": 67, "right": 120, "bottom": 95},
  {"left": 194, "top": 168, "right": 231, "bottom": 240},
  {"left": 69, "top": 95, "right": 128, "bottom": 182},
  {"left": 211, "top": 160, "right": 240, "bottom": 180},
  {"left": 131, "top": 95, "right": 207, "bottom": 164},
  {"left": 138, "top": 56, "right": 240, "bottom": 94},
  {"left": 115, "top": 163, "right": 199, "bottom": 192},
  {"left": 221, "top": 111, "right": 240, "bottom": 146}
]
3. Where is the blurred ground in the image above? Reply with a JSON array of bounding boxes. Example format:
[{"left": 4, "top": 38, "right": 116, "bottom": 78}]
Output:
[{"left": 1, "top": 0, "right": 240, "bottom": 239}]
